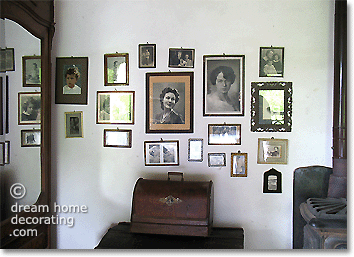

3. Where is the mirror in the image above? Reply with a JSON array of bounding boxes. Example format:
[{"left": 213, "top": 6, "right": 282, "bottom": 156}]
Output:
[{"left": 251, "top": 82, "right": 292, "bottom": 132}]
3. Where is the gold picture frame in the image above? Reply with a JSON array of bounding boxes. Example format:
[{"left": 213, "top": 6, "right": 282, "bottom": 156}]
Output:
[
  {"left": 65, "top": 111, "right": 83, "bottom": 138},
  {"left": 257, "top": 138, "right": 288, "bottom": 164},
  {"left": 231, "top": 152, "right": 247, "bottom": 177}
]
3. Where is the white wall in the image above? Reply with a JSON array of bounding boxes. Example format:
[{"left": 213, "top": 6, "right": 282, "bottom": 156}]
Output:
[{"left": 52, "top": 0, "right": 334, "bottom": 249}]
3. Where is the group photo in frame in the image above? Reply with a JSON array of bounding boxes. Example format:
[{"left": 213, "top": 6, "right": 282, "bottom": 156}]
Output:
[
  {"left": 208, "top": 124, "right": 241, "bottom": 145},
  {"left": 18, "top": 92, "right": 41, "bottom": 125},
  {"left": 103, "top": 129, "right": 132, "bottom": 148},
  {"left": 96, "top": 91, "right": 134, "bottom": 124},
  {"left": 203, "top": 55, "right": 245, "bottom": 116},
  {"left": 257, "top": 138, "right": 288, "bottom": 164},
  {"left": 0, "top": 48, "right": 15, "bottom": 72},
  {"left": 139, "top": 44, "right": 156, "bottom": 68},
  {"left": 168, "top": 48, "right": 195, "bottom": 68},
  {"left": 208, "top": 153, "right": 226, "bottom": 167},
  {"left": 22, "top": 56, "right": 41, "bottom": 87},
  {"left": 145, "top": 72, "right": 194, "bottom": 133},
  {"left": 144, "top": 140, "right": 179, "bottom": 166},
  {"left": 65, "top": 111, "right": 83, "bottom": 138},
  {"left": 188, "top": 138, "right": 203, "bottom": 162},
  {"left": 231, "top": 152, "right": 247, "bottom": 177},
  {"left": 21, "top": 129, "right": 41, "bottom": 147},
  {"left": 104, "top": 53, "right": 129, "bottom": 86},
  {"left": 259, "top": 47, "right": 284, "bottom": 77},
  {"left": 55, "top": 57, "right": 89, "bottom": 104}
]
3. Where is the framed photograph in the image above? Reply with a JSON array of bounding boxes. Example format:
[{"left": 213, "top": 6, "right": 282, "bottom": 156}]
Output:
[
  {"left": 168, "top": 48, "right": 195, "bottom": 68},
  {"left": 251, "top": 82, "right": 292, "bottom": 132},
  {"left": 96, "top": 91, "right": 134, "bottom": 124},
  {"left": 0, "top": 48, "right": 15, "bottom": 72},
  {"left": 0, "top": 142, "right": 4, "bottom": 166},
  {"left": 208, "top": 124, "right": 241, "bottom": 145},
  {"left": 4, "top": 141, "right": 10, "bottom": 164},
  {"left": 104, "top": 53, "right": 129, "bottom": 86},
  {"left": 104, "top": 129, "right": 132, "bottom": 148},
  {"left": 55, "top": 57, "right": 89, "bottom": 104},
  {"left": 257, "top": 138, "right": 288, "bottom": 164},
  {"left": 5, "top": 76, "right": 9, "bottom": 134},
  {"left": 203, "top": 55, "right": 245, "bottom": 116},
  {"left": 144, "top": 140, "right": 179, "bottom": 166},
  {"left": 259, "top": 47, "right": 284, "bottom": 77},
  {"left": 21, "top": 129, "right": 41, "bottom": 147},
  {"left": 139, "top": 44, "right": 156, "bottom": 68},
  {"left": 208, "top": 153, "right": 226, "bottom": 167},
  {"left": 0, "top": 77, "right": 3, "bottom": 135},
  {"left": 18, "top": 92, "right": 41, "bottom": 125},
  {"left": 23, "top": 56, "right": 41, "bottom": 87},
  {"left": 188, "top": 138, "right": 203, "bottom": 162},
  {"left": 231, "top": 152, "right": 247, "bottom": 177},
  {"left": 263, "top": 168, "right": 282, "bottom": 193},
  {"left": 65, "top": 111, "right": 83, "bottom": 138},
  {"left": 146, "top": 72, "right": 193, "bottom": 133}
]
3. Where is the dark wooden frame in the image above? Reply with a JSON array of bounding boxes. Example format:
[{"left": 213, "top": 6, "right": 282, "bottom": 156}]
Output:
[
  {"left": 208, "top": 153, "right": 226, "bottom": 167},
  {"left": 21, "top": 129, "right": 41, "bottom": 147},
  {"left": 104, "top": 53, "right": 129, "bottom": 86},
  {"left": 18, "top": 92, "right": 41, "bottom": 125},
  {"left": 231, "top": 152, "right": 247, "bottom": 177},
  {"left": 144, "top": 140, "right": 179, "bottom": 166},
  {"left": 0, "top": 77, "right": 3, "bottom": 135},
  {"left": 22, "top": 55, "right": 41, "bottom": 87},
  {"left": 0, "top": 48, "right": 15, "bottom": 72},
  {"left": 104, "top": 129, "right": 132, "bottom": 148},
  {"left": 168, "top": 48, "right": 195, "bottom": 68},
  {"left": 65, "top": 111, "right": 83, "bottom": 138},
  {"left": 146, "top": 72, "right": 194, "bottom": 133},
  {"left": 251, "top": 81, "right": 292, "bottom": 132},
  {"left": 0, "top": 142, "right": 4, "bottom": 166},
  {"left": 263, "top": 168, "right": 282, "bottom": 193},
  {"left": 188, "top": 138, "right": 203, "bottom": 162},
  {"left": 208, "top": 124, "right": 241, "bottom": 145},
  {"left": 259, "top": 47, "right": 284, "bottom": 77},
  {"left": 139, "top": 44, "right": 156, "bottom": 68}
]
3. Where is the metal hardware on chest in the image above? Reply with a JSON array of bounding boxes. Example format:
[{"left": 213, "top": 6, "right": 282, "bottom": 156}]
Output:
[{"left": 159, "top": 195, "right": 183, "bottom": 206}]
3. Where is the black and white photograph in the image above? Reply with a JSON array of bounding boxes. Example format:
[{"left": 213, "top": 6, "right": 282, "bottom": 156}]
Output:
[
  {"left": 0, "top": 48, "right": 15, "bottom": 72},
  {"left": 65, "top": 111, "right": 83, "bottom": 138},
  {"left": 139, "top": 44, "right": 156, "bottom": 68},
  {"left": 104, "top": 53, "right": 129, "bottom": 86},
  {"left": 203, "top": 55, "right": 245, "bottom": 116},
  {"left": 168, "top": 48, "right": 195, "bottom": 68},
  {"left": 103, "top": 129, "right": 132, "bottom": 148},
  {"left": 144, "top": 140, "right": 179, "bottom": 166},
  {"left": 259, "top": 47, "right": 284, "bottom": 77},
  {"left": 21, "top": 129, "right": 41, "bottom": 147},
  {"left": 208, "top": 153, "right": 226, "bottom": 167},
  {"left": 208, "top": 124, "right": 241, "bottom": 145},
  {"left": 263, "top": 168, "right": 282, "bottom": 193},
  {"left": 257, "top": 138, "right": 288, "bottom": 164},
  {"left": 18, "top": 92, "right": 41, "bottom": 125},
  {"left": 231, "top": 152, "right": 247, "bottom": 177},
  {"left": 23, "top": 56, "right": 41, "bottom": 86}
]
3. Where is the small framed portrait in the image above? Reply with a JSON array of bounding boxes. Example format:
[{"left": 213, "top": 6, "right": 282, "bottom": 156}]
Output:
[
  {"left": 188, "top": 138, "right": 203, "bottom": 162},
  {"left": 208, "top": 124, "right": 241, "bottom": 145},
  {"left": 104, "top": 53, "right": 129, "bottom": 86},
  {"left": 139, "top": 44, "right": 156, "bottom": 68},
  {"left": 96, "top": 91, "right": 135, "bottom": 124},
  {"left": 208, "top": 153, "right": 226, "bottom": 167},
  {"left": 257, "top": 138, "right": 288, "bottom": 164},
  {"left": 144, "top": 140, "right": 179, "bottom": 166},
  {"left": 203, "top": 55, "right": 245, "bottom": 116},
  {"left": 263, "top": 168, "right": 282, "bottom": 193},
  {"left": 65, "top": 111, "right": 83, "bottom": 138},
  {"left": 55, "top": 57, "right": 88, "bottom": 104},
  {"left": 231, "top": 152, "right": 247, "bottom": 177},
  {"left": 18, "top": 92, "right": 41, "bottom": 125},
  {"left": 4, "top": 141, "right": 10, "bottom": 164},
  {"left": 0, "top": 48, "right": 15, "bottom": 72},
  {"left": 22, "top": 56, "right": 41, "bottom": 87},
  {"left": 146, "top": 72, "right": 193, "bottom": 133},
  {"left": 104, "top": 129, "right": 132, "bottom": 148},
  {"left": 21, "top": 129, "right": 41, "bottom": 147},
  {"left": 168, "top": 48, "right": 195, "bottom": 68},
  {"left": 259, "top": 47, "right": 284, "bottom": 77}
]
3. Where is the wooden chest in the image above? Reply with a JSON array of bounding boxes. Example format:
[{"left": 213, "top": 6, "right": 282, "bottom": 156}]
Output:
[{"left": 130, "top": 172, "right": 214, "bottom": 237}]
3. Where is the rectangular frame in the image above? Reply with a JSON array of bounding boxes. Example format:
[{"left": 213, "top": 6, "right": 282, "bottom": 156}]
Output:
[
  {"left": 18, "top": 92, "right": 41, "bottom": 125},
  {"left": 259, "top": 47, "right": 284, "bottom": 77},
  {"left": 0, "top": 142, "right": 4, "bottom": 166},
  {"left": 65, "top": 111, "right": 83, "bottom": 138},
  {"left": 168, "top": 48, "right": 195, "bottom": 68},
  {"left": 22, "top": 56, "right": 41, "bottom": 87},
  {"left": 21, "top": 129, "right": 41, "bottom": 147},
  {"left": 104, "top": 53, "right": 129, "bottom": 86},
  {"left": 231, "top": 152, "right": 247, "bottom": 177},
  {"left": 257, "top": 138, "right": 288, "bottom": 164},
  {"left": 208, "top": 153, "right": 226, "bottom": 167},
  {"left": 96, "top": 91, "right": 135, "bottom": 124},
  {"left": 0, "top": 77, "right": 3, "bottom": 135},
  {"left": 208, "top": 124, "right": 241, "bottom": 145},
  {"left": 144, "top": 140, "right": 179, "bottom": 166},
  {"left": 0, "top": 48, "right": 15, "bottom": 72},
  {"left": 104, "top": 129, "right": 132, "bottom": 148},
  {"left": 4, "top": 141, "right": 10, "bottom": 164},
  {"left": 146, "top": 72, "right": 194, "bottom": 133},
  {"left": 139, "top": 44, "right": 156, "bottom": 68},
  {"left": 188, "top": 138, "right": 203, "bottom": 162},
  {"left": 203, "top": 55, "right": 245, "bottom": 116},
  {"left": 55, "top": 57, "right": 89, "bottom": 104}
]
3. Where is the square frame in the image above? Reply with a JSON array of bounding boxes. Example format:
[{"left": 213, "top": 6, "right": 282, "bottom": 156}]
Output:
[
  {"left": 18, "top": 92, "right": 41, "bottom": 125},
  {"left": 22, "top": 56, "right": 41, "bottom": 87},
  {"left": 65, "top": 111, "right": 83, "bottom": 138},
  {"left": 168, "top": 48, "right": 195, "bottom": 68},
  {"left": 139, "top": 44, "right": 156, "bottom": 68},
  {"left": 55, "top": 57, "right": 89, "bottom": 104},
  {"left": 96, "top": 91, "right": 135, "bottom": 124},
  {"left": 144, "top": 140, "right": 179, "bottom": 166},
  {"left": 208, "top": 124, "right": 241, "bottom": 145},
  {"left": 188, "top": 138, "right": 203, "bottom": 162},
  {"left": 146, "top": 72, "right": 194, "bottom": 133},
  {"left": 104, "top": 129, "right": 132, "bottom": 148},
  {"left": 231, "top": 152, "right": 247, "bottom": 177},
  {"left": 104, "top": 53, "right": 129, "bottom": 86},
  {"left": 21, "top": 129, "right": 41, "bottom": 147},
  {"left": 0, "top": 48, "right": 15, "bottom": 72},
  {"left": 257, "top": 138, "right": 288, "bottom": 164},
  {"left": 259, "top": 47, "right": 284, "bottom": 77},
  {"left": 208, "top": 153, "right": 226, "bottom": 167},
  {"left": 203, "top": 55, "right": 245, "bottom": 116}
]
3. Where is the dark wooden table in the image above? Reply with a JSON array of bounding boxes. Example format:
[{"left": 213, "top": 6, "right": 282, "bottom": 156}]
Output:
[{"left": 95, "top": 222, "right": 244, "bottom": 249}]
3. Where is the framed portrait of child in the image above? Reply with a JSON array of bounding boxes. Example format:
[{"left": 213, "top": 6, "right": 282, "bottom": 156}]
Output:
[{"left": 55, "top": 57, "right": 89, "bottom": 104}]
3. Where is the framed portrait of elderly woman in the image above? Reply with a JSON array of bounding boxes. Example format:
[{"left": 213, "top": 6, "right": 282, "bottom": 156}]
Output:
[
  {"left": 259, "top": 47, "right": 284, "bottom": 77},
  {"left": 145, "top": 72, "right": 194, "bottom": 133},
  {"left": 18, "top": 92, "right": 41, "bottom": 125},
  {"left": 104, "top": 53, "right": 129, "bottom": 86},
  {"left": 144, "top": 140, "right": 179, "bottom": 166},
  {"left": 22, "top": 56, "right": 41, "bottom": 87},
  {"left": 203, "top": 55, "right": 245, "bottom": 116},
  {"left": 231, "top": 152, "right": 247, "bottom": 177}
]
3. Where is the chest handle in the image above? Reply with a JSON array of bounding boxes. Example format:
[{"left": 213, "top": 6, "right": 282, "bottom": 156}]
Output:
[{"left": 168, "top": 172, "right": 184, "bottom": 181}]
